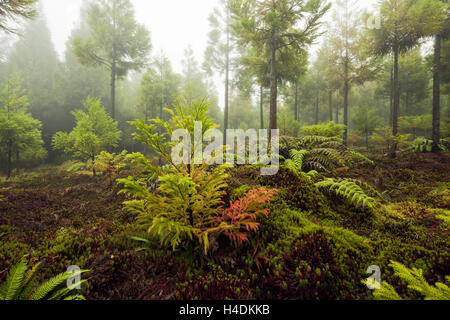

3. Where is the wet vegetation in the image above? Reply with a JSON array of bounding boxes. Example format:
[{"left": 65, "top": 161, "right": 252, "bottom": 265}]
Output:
[{"left": 0, "top": 0, "right": 449, "bottom": 300}]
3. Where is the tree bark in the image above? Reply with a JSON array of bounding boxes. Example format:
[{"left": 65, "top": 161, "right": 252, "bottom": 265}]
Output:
[
  {"left": 92, "top": 155, "right": 97, "bottom": 177},
  {"left": 224, "top": 34, "right": 230, "bottom": 144},
  {"left": 390, "top": 45, "right": 400, "bottom": 159},
  {"left": 269, "top": 43, "right": 277, "bottom": 131},
  {"left": 335, "top": 102, "right": 339, "bottom": 123},
  {"left": 294, "top": 83, "right": 299, "bottom": 121},
  {"left": 432, "top": 34, "right": 441, "bottom": 152},
  {"left": 315, "top": 95, "right": 319, "bottom": 125},
  {"left": 344, "top": 57, "right": 349, "bottom": 146},
  {"left": 7, "top": 140, "right": 12, "bottom": 179},
  {"left": 366, "top": 130, "right": 369, "bottom": 150},
  {"left": 389, "top": 65, "right": 393, "bottom": 127},
  {"left": 329, "top": 90, "right": 333, "bottom": 122},
  {"left": 260, "top": 84, "right": 264, "bottom": 129},
  {"left": 110, "top": 62, "right": 116, "bottom": 120}
]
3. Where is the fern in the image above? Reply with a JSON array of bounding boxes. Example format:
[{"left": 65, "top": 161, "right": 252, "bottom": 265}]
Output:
[
  {"left": 410, "top": 137, "right": 434, "bottom": 153},
  {"left": 373, "top": 261, "right": 450, "bottom": 300},
  {"left": 0, "top": 256, "right": 28, "bottom": 300},
  {"left": 315, "top": 178, "right": 377, "bottom": 210},
  {"left": 216, "top": 188, "right": 278, "bottom": 246},
  {"left": 285, "top": 149, "right": 309, "bottom": 172},
  {"left": 0, "top": 257, "right": 89, "bottom": 300}
]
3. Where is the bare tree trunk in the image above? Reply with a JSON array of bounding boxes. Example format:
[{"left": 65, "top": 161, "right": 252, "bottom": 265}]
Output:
[
  {"left": 7, "top": 140, "right": 12, "bottom": 179},
  {"left": 224, "top": 33, "right": 230, "bottom": 144},
  {"left": 269, "top": 43, "right": 277, "bottom": 132},
  {"left": 260, "top": 84, "right": 264, "bottom": 129},
  {"left": 390, "top": 46, "right": 400, "bottom": 159},
  {"left": 335, "top": 102, "right": 339, "bottom": 123},
  {"left": 432, "top": 34, "right": 441, "bottom": 152},
  {"left": 329, "top": 90, "right": 333, "bottom": 122},
  {"left": 344, "top": 58, "right": 349, "bottom": 146},
  {"left": 294, "top": 83, "right": 299, "bottom": 121},
  {"left": 315, "top": 95, "right": 319, "bottom": 125},
  {"left": 92, "top": 155, "right": 97, "bottom": 177},
  {"left": 110, "top": 62, "right": 116, "bottom": 120},
  {"left": 389, "top": 66, "right": 393, "bottom": 127}
]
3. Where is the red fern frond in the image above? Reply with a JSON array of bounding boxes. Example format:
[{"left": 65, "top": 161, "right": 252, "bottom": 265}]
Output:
[{"left": 217, "top": 188, "right": 278, "bottom": 246}]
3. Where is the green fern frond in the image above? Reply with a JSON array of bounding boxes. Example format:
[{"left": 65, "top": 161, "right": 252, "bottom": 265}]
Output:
[
  {"left": 315, "top": 178, "right": 377, "bottom": 210},
  {"left": 372, "top": 281, "right": 403, "bottom": 300},
  {"left": 30, "top": 269, "right": 88, "bottom": 300},
  {"left": 0, "top": 256, "right": 28, "bottom": 300},
  {"left": 374, "top": 261, "right": 450, "bottom": 300}
]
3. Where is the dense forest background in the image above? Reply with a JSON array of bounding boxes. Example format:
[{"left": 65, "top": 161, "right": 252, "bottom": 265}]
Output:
[{"left": 0, "top": 0, "right": 448, "bottom": 178}]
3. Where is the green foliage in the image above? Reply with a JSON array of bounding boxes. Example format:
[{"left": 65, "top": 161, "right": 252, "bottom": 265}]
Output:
[
  {"left": 72, "top": 0, "right": 150, "bottom": 76},
  {"left": 0, "top": 0, "right": 37, "bottom": 34},
  {"left": 352, "top": 105, "right": 383, "bottom": 148},
  {"left": 371, "top": 127, "right": 411, "bottom": 152},
  {"left": 315, "top": 178, "right": 377, "bottom": 211},
  {"left": 399, "top": 115, "right": 432, "bottom": 137},
  {"left": 372, "top": 261, "right": 450, "bottom": 300},
  {"left": 52, "top": 97, "right": 121, "bottom": 167},
  {"left": 282, "top": 136, "right": 374, "bottom": 173},
  {"left": 121, "top": 100, "right": 276, "bottom": 255},
  {"left": 285, "top": 149, "right": 309, "bottom": 172},
  {"left": 0, "top": 74, "right": 46, "bottom": 177},
  {"left": 410, "top": 137, "right": 445, "bottom": 153},
  {"left": 0, "top": 256, "right": 89, "bottom": 300},
  {"left": 92, "top": 150, "right": 131, "bottom": 177},
  {"left": 366, "top": 0, "right": 447, "bottom": 57},
  {"left": 301, "top": 122, "right": 346, "bottom": 138},
  {"left": 436, "top": 210, "right": 450, "bottom": 226}
]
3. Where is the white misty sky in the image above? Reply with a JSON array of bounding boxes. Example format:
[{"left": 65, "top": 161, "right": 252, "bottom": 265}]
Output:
[
  {"left": 41, "top": 0, "right": 220, "bottom": 72},
  {"left": 40, "top": 0, "right": 379, "bottom": 108}
]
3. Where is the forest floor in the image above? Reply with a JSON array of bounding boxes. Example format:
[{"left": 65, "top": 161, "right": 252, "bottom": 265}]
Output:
[{"left": 0, "top": 151, "right": 449, "bottom": 300}]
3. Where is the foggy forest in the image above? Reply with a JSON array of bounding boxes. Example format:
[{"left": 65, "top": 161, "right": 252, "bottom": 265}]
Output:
[{"left": 0, "top": 0, "right": 449, "bottom": 302}]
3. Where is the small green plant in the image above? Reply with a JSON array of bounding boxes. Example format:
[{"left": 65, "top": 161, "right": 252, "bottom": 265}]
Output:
[
  {"left": 315, "top": 178, "right": 377, "bottom": 210},
  {"left": 0, "top": 256, "right": 89, "bottom": 300},
  {"left": 371, "top": 261, "right": 450, "bottom": 300},
  {"left": 52, "top": 96, "right": 121, "bottom": 176},
  {"left": 410, "top": 137, "right": 445, "bottom": 153},
  {"left": 301, "top": 122, "right": 347, "bottom": 138},
  {"left": 120, "top": 100, "right": 277, "bottom": 255}
]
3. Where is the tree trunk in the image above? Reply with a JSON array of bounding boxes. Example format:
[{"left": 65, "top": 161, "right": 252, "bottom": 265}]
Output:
[
  {"left": 335, "top": 102, "right": 339, "bottom": 123},
  {"left": 432, "top": 34, "right": 441, "bottom": 152},
  {"left": 329, "top": 91, "right": 333, "bottom": 122},
  {"left": 344, "top": 58, "right": 349, "bottom": 146},
  {"left": 260, "top": 84, "right": 264, "bottom": 129},
  {"left": 269, "top": 43, "right": 277, "bottom": 131},
  {"left": 110, "top": 62, "right": 116, "bottom": 120},
  {"left": 390, "top": 46, "right": 400, "bottom": 159},
  {"left": 224, "top": 39, "right": 230, "bottom": 144},
  {"left": 15, "top": 150, "right": 19, "bottom": 174},
  {"left": 366, "top": 130, "right": 369, "bottom": 150},
  {"left": 92, "top": 155, "right": 97, "bottom": 177},
  {"left": 7, "top": 140, "right": 12, "bottom": 179},
  {"left": 389, "top": 66, "right": 393, "bottom": 127},
  {"left": 315, "top": 95, "right": 319, "bottom": 125},
  {"left": 294, "top": 83, "right": 299, "bottom": 121}
]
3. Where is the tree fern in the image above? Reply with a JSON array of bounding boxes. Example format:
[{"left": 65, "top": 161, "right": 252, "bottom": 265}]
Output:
[
  {"left": 0, "top": 257, "right": 89, "bottom": 300},
  {"left": 315, "top": 178, "right": 377, "bottom": 210},
  {"left": 372, "top": 261, "right": 450, "bottom": 300}
]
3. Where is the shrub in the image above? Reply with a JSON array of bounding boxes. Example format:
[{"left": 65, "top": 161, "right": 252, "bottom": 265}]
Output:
[
  {"left": 301, "top": 122, "right": 346, "bottom": 138},
  {"left": 119, "top": 100, "right": 277, "bottom": 255}
]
